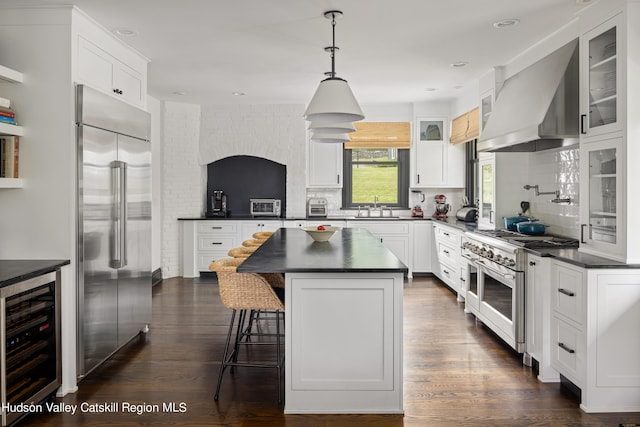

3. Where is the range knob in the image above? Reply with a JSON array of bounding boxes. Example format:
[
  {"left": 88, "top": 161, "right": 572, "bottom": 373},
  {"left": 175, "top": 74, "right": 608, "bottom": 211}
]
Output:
[
  {"left": 495, "top": 254, "right": 503, "bottom": 263},
  {"left": 505, "top": 258, "right": 516, "bottom": 267},
  {"left": 486, "top": 250, "right": 494, "bottom": 259}
]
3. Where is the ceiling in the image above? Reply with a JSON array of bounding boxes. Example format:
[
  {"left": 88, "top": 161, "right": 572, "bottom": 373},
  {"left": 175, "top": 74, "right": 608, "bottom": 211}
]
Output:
[{"left": 3, "top": 0, "right": 593, "bottom": 106}]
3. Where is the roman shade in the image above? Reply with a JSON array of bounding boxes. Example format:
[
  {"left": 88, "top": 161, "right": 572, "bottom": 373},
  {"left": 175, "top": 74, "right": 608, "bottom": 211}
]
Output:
[
  {"left": 450, "top": 107, "right": 479, "bottom": 145},
  {"left": 344, "top": 122, "right": 410, "bottom": 149}
]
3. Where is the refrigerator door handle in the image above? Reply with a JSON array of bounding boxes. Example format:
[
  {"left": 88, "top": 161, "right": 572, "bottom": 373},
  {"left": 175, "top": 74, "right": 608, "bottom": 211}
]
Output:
[
  {"left": 120, "top": 161, "right": 128, "bottom": 268},
  {"left": 110, "top": 161, "right": 127, "bottom": 269}
]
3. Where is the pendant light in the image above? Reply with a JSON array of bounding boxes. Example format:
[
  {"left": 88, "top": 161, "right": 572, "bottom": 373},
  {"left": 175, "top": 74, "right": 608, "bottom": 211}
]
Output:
[
  {"left": 310, "top": 132, "right": 351, "bottom": 143},
  {"left": 304, "top": 10, "right": 364, "bottom": 124},
  {"left": 308, "top": 121, "right": 356, "bottom": 134}
]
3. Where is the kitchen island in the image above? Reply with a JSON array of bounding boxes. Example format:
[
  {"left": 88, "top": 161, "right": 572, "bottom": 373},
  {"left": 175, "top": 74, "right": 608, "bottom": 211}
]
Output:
[{"left": 237, "top": 227, "right": 407, "bottom": 414}]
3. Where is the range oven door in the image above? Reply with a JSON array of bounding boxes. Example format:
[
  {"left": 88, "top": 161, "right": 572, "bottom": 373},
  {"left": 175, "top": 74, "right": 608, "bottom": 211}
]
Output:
[
  {"left": 477, "top": 263, "right": 525, "bottom": 352},
  {"left": 461, "top": 257, "right": 479, "bottom": 314}
]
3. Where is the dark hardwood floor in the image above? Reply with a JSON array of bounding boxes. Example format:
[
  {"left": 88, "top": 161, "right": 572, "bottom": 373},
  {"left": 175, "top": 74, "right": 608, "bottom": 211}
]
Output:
[{"left": 25, "top": 275, "right": 640, "bottom": 426}]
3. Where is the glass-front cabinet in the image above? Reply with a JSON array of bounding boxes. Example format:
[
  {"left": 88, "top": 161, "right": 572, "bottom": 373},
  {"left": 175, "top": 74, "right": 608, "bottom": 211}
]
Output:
[
  {"left": 477, "top": 152, "right": 495, "bottom": 228},
  {"left": 580, "top": 137, "right": 623, "bottom": 260},
  {"left": 580, "top": 14, "right": 622, "bottom": 138}
]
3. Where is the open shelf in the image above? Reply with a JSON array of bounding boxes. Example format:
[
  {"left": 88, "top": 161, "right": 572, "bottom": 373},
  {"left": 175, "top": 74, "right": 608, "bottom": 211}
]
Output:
[
  {"left": 0, "top": 178, "right": 24, "bottom": 188},
  {"left": 0, "top": 121, "right": 23, "bottom": 137},
  {"left": 0, "top": 64, "right": 23, "bottom": 83}
]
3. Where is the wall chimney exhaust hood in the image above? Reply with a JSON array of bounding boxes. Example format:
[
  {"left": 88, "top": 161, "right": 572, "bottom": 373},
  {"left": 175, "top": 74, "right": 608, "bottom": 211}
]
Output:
[{"left": 477, "top": 39, "right": 579, "bottom": 152}]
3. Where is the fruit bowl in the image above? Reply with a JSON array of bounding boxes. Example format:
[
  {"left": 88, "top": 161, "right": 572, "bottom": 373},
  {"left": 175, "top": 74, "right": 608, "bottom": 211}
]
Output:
[{"left": 302, "top": 226, "right": 340, "bottom": 242}]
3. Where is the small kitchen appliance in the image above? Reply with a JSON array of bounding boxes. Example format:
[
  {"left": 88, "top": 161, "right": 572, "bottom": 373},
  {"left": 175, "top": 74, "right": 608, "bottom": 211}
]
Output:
[
  {"left": 250, "top": 198, "right": 282, "bottom": 217},
  {"left": 455, "top": 206, "right": 477, "bottom": 222},
  {"left": 307, "top": 197, "right": 328, "bottom": 217},
  {"left": 411, "top": 190, "right": 425, "bottom": 217},
  {"left": 208, "top": 190, "right": 229, "bottom": 217},
  {"left": 432, "top": 194, "right": 450, "bottom": 219}
]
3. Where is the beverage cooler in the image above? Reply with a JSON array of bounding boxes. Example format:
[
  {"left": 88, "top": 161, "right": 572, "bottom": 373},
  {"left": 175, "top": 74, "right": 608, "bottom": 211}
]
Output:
[{"left": 1, "top": 271, "right": 60, "bottom": 426}]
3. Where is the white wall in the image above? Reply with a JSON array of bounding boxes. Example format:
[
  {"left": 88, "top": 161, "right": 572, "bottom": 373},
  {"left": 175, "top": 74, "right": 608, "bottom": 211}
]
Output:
[
  {"left": 147, "top": 95, "right": 162, "bottom": 273},
  {"left": 199, "top": 104, "right": 307, "bottom": 218},
  {"left": 160, "top": 101, "right": 201, "bottom": 278}
]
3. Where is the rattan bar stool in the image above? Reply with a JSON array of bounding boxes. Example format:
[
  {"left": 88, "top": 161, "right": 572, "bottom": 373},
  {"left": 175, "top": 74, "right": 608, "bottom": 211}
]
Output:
[
  {"left": 252, "top": 231, "right": 274, "bottom": 241},
  {"left": 227, "top": 246, "right": 257, "bottom": 258},
  {"left": 209, "top": 258, "right": 285, "bottom": 403},
  {"left": 242, "top": 239, "right": 263, "bottom": 247}
]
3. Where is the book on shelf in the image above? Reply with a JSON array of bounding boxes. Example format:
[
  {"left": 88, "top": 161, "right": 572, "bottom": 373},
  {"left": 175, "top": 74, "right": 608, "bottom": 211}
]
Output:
[
  {"left": 0, "top": 96, "right": 9, "bottom": 109},
  {"left": 0, "top": 136, "right": 19, "bottom": 178},
  {"left": 0, "top": 109, "right": 15, "bottom": 119},
  {"left": 0, "top": 115, "right": 16, "bottom": 125}
]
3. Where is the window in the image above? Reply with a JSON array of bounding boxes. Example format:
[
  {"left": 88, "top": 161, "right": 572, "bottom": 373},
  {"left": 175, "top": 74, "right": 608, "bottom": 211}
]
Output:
[{"left": 342, "top": 148, "right": 409, "bottom": 208}]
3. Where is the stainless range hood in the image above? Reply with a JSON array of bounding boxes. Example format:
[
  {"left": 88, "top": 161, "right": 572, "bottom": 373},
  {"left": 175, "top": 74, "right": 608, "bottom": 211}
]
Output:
[{"left": 477, "top": 39, "right": 579, "bottom": 152}]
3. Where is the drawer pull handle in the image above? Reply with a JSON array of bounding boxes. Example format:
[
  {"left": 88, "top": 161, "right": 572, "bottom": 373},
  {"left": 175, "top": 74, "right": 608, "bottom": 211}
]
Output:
[
  {"left": 558, "top": 288, "right": 575, "bottom": 297},
  {"left": 529, "top": 261, "right": 536, "bottom": 266},
  {"left": 443, "top": 232, "right": 450, "bottom": 237},
  {"left": 211, "top": 242, "right": 223, "bottom": 245},
  {"left": 443, "top": 249, "right": 450, "bottom": 255},
  {"left": 210, "top": 226, "right": 223, "bottom": 230},
  {"left": 558, "top": 342, "right": 575, "bottom": 354},
  {"left": 443, "top": 269, "right": 450, "bottom": 277},
  {"left": 460, "top": 278, "right": 466, "bottom": 282}
]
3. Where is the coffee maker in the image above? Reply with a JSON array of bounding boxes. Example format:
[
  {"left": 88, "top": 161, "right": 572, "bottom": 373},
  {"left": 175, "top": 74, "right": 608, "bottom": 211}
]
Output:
[{"left": 207, "top": 190, "right": 229, "bottom": 217}]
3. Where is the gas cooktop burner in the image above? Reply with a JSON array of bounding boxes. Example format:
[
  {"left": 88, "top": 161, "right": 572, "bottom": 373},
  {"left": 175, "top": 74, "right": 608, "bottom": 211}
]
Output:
[{"left": 475, "top": 229, "right": 579, "bottom": 249}]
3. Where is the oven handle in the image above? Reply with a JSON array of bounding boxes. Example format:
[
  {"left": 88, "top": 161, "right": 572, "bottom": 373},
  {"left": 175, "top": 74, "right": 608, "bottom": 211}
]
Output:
[{"left": 472, "top": 258, "right": 517, "bottom": 284}]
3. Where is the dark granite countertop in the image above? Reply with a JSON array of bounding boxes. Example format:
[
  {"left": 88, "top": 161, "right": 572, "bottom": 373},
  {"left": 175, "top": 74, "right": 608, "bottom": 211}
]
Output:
[
  {"left": 0, "top": 260, "right": 70, "bottom": 288},
  {"left": 523, "top": 247, "right": 640, "bottom": 269},
  {"left": 237, "top": 228, "right": 408, "bottom": 274}
]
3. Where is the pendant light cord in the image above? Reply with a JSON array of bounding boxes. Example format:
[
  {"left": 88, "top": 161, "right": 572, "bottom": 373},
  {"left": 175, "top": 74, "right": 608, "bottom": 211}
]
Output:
[{"left": 330, "top": 13, "right": 336, "bottom": 79}]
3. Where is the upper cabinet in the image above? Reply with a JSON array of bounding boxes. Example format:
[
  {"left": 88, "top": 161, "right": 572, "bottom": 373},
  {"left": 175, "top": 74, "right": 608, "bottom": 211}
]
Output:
[
  {"left": 73, "top": 10, "right": 149, "bottom": 109},
  {"left": 580, "top": 13, "right": 623, "bottom": 138},
  {"left": 412, "top": 117, "right": 464, "bottom": 188},
  {"left": 578, "top": 2, "right": 640, "bottom": 263},
  {"left": 307, "top": 135, "right": 343, "bottom": 188},
  {"left": 480, "top": 90, "right": 494, "bottom": 134}
]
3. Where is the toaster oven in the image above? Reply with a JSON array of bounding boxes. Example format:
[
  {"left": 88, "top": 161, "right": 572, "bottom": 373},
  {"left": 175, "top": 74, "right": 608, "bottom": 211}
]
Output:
[
  {"left": 307, "top": 198, "right": 328, "bottom": 217},
  {"left": 250, "top": 199, "right": 281, "bottom": 217}
]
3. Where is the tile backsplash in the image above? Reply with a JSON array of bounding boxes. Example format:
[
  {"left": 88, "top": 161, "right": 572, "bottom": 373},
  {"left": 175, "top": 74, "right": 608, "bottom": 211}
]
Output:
[{"left": 526, "top": 147, "right": 580, "bottom": 238}]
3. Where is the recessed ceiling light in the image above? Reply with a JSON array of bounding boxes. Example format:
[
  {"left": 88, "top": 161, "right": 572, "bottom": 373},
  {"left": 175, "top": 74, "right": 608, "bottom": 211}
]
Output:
[
  {"left": 173, "top": 91, "right": 186, "bottom": 96},
  {"left": 575, "top": 0, "right": 593, "bottom": 4},
  {"left": 424, "top": 88, "right": 437, "bottom": 92},
  {"left": 112, "top": 28, "right": 137, "bottom": 36},
  {"left": 450, "top": 61, "right": 468, "bottom": 68},
  {"left": 232, "top": 92, "right": 246, "bottom": 96},
  {"left": 453, "top": 85, "right": 464, "bottom": 90},
  {"left": 493, "top": 19, "right": 520, "bottom": 29}
]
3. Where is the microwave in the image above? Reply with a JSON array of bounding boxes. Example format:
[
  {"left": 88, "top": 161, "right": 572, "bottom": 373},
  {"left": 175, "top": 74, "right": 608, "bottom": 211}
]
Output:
[
  {"left": 307, "top": 197, "right": 328, "bottom": 217},
  {"left": 250, "top": 199, "right": 282, "bottom": 217}
]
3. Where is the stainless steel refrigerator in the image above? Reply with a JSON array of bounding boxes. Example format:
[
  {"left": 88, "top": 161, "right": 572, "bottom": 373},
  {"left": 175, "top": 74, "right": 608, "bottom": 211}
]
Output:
[{"left": 76, "top": 84, "right": 152, "bottom": 379}]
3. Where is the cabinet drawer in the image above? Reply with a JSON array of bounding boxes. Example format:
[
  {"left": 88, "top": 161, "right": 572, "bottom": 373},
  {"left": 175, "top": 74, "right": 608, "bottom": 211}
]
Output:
[
  {"left": 552, "top": 263, "right": 585, "bottom": 326},
  {"left": 433, "top": 225, "right": 461, "bottom": 247},
  {"left": 437, "top": 242, "right": 459, "bottom": 267},
  {"left": 438, "top": 263, "right": 459, "bottom": 288},
  {"left": 198, "top": 222, "right": 238, "bottom": 234},
  {"left": 551, "top": 316, "right": 585, "bottom": 386},
  {"left": 198, "top": 251, "right": 230, "bottom": 271},
  {"left": 198, "top": 236, "right": 237, "bottom": 251}
]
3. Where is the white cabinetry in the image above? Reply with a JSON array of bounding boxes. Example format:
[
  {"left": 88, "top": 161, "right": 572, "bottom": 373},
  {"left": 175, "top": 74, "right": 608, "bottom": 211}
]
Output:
[
  {"left": 181, "top": 221, "right": 242, "bottom": 277},
  {"left": 412, "top": 117, "right": 464, "bottom": 188},
  {"left": 548, "top": 259, "right": 640, "bottom": 412},
  {"left": 525, "top": 254, "right": 558, "bottom": 382},
  {"left": 307, "top": 139, "right": 342, "bottom": 188},
  {"left": 578, "top": 3, "right": 640, "bottom": 264},
  {"left": 74, "top": 10, "right": 148, "bottom": 109},
  {"left": 431, "top": 222, "right": 463, "bottom": 299},
  {"left": 412, "top": 221, "right": 432, "bottom": 273},
  {"left": 240, "top": 220, "right": 282, "bottom": 241},
  {"left": 346, "top": 221, "right": 411, "bottom": 277},
  {"left": 0, "top": 64, "right": 25, "bottom": 189}
]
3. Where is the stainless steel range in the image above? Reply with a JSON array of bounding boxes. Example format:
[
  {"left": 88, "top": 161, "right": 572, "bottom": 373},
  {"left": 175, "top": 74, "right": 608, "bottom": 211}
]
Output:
[{"left": 461, "top": 229, "right": 578, "bottom": 353}]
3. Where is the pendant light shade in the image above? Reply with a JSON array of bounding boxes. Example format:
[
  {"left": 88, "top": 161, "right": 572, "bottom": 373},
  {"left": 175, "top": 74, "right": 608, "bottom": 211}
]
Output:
[
  {"left": 310, "top": 131, "right": 351, "bottom": 143},
  {"left": 308, "top": 121, "right": 356, "bottom": 134},
  {"left": 304, "top": 10, "right": 364, "bottom": 128}
]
